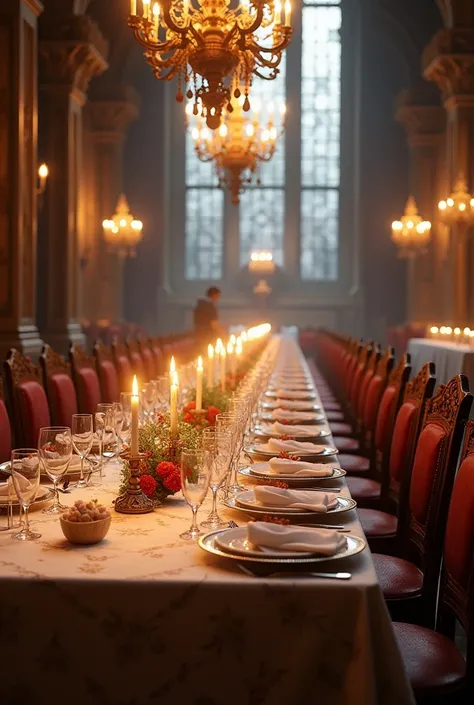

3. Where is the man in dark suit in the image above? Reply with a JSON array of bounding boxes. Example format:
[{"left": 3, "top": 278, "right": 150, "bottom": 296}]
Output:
[{"left": 193, "top": 286, "right": 225, "bottom": 342}]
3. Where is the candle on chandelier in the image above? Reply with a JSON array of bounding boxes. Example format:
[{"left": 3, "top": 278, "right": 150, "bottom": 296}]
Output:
[
  {"left": 170, "top": 371, "right": 179, "bottom": 435},
  {"left": 274, "top": 0, "right": 282, "bottom": 25},
  {"left": 143, "top": 0, "right": 150, "bottom": 19},
  {"left": 196, "top": 356, "right": 203, "bottom": 411},
  {"left": 284, "top": 0, "right": 291, "bottom": 26},
  {"left": 153, "top": 2, "right": 160, "bottom": 35},
  {"left": 207, "top": 344, "right": 214, "bottom": 388},
  {"left": 131, "top": 0, "right": 137, "bottom": 15},
  {"left": 131, "top": 375, "right": 139, "bottom": 456}
]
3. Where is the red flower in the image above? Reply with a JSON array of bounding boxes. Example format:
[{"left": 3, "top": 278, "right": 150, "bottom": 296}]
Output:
[
  {"left": 206, "top": 406, "right": 220, "bottom": 426},
  {"left": 183, "top": 412, "right": 195, "bottom": 424},
  {"left": 184, "top": 401, "right": 196, "bottom": 413},
  {"left": 139, "top": 474, "right": 157, "bottom": 497},
  {"left": 163, "top": 471, "right": 181, "bottom": 493},
  {"left": 156, "top": 461, "right": 176, "bottom": 478}
]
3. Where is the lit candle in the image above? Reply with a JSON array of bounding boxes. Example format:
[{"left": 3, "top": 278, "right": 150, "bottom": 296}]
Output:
[
  {"left": 220, "top": 347, "right": 226, "bottom": 391},
  {"left": 284, "top": 0, "right": 291, "bottom": 26},
  {"left": 230, "top": 334, "right": 236, "bottom": 345},
  {"left": 228, "top": 341, "right": 236, "bottom": 383},
  {"left": 152, "top": 1, "right": 160, "bottom": 35},
  {"left": 131, "top": 375, "right": 139, "bottom": 456},
  {"left": 196, "top": 356, "right": 203, "bottom": 411},
  {"left": 170, "top": 371, "right": 179, "bottom": 435},
  {"left": 274, "top": 0, "right": 281, "bottom": 24},
  {"left": 207, "top": 344, "right": 214, "bottom": 388},
  {"left": 170, "top": 355, "right": 176, "bottom": 377},
  {"left": 454, "top": 327, "right": 461, "bottom": 344},
  {"left": 464, "top": 327, "right": 471, "bottom": 344},
  {"left": 131, "top": 0, "right": 137, "bottom": 14},
  {"left": 429, "top": 326, "right": 439, "bottom": 340},
  {"left": 241, "top": 331, "right": 248, "bottom": 343},
  {"left": 143, "top": 0, "right": 150, "bottom": 19},
  {"left": 38, "top": 163, "right": 48, "bottom": 192}
]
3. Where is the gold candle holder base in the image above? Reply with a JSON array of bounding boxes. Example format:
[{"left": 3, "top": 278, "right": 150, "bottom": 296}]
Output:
[{"left": 115, "top": 451, "right": 156, "bottom": 514}]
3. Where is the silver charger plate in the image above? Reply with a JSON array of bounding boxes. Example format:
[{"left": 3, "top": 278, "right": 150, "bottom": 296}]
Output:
[
  {"left": 244, "top": 443, "right": 339, "bottom": 462},
  {"left": 252, "top": 426, "right": 331, "bottom": 441},
  {"left": 265, "top": 390, "right": 317, "bottom": 401},
  {"left": 260, "top": 412, "right": 326, "bottom": 425},
  {"left": 199, "top": 528, "right": 366, "bottom": 565},
  {"left": 215, "top": 527, "right": 346, "bottom": 559},
  {"left": 240, "top": 462, "right": 346, "bottom": 482},
  {"left": 262, "top": 400, "right": 321, "bottom": 411},
  {"left": 224, "top": 494, "right": 356, "bottom": 518}
]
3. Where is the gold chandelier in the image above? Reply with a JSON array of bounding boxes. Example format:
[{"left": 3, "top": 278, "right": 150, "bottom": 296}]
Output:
[
  {"left": 128, "top": 0, "right": 292, "bottom": 129},
  {"left": 187, "top": 96, "right": 285, "bottom": 203},
  {"left": 438, "top": 175, "right": 474, "bottom": 229},
  {"left": 391, "top": 196, "right": 431, "bottom": 258},
  {"left": 102, "top": 194, "right": 143, "bottom": 259}
]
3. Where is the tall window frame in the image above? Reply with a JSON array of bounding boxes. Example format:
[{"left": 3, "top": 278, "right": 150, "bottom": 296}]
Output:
[{"left": 163, "top": 0, "right": 359, "bottom": 302}]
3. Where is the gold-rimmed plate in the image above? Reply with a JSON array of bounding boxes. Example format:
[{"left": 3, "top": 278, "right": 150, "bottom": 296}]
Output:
[
  {"left": 240, "top": 461, "right": 346, "bottom": 482},
  {"left": 260, "top": 412, "right": 326, "bottom": 425},
  {"left": 262, "top": 400, "right": 321, "bottom": 411},
  {"left": 252, "top": 425, "right": 332, "bottom": 441},
  {"left": 244, "top": 443, "right": 338, "bottom": 462},
  {"left": 265, "top": 390, "right": 317, "bottom": 401},
  {"left": 233, "top": 490, "right": 356, "bottom": 516}
]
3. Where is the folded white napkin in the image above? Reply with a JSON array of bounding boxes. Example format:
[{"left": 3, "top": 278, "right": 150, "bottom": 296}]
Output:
[
  {"left": 277, "top": 389, "right": 315, "bottom": 399},
  {"left": 253, "top": 486, "right": 339, "bottom": 512},
  {"left": 272, "top": 408, "right": 320, "bottom": 422},
  {"left": 272, "top": 422, "right": 316, "bottom": 438},
  {"left": 247, "top": 521, "right": 346, "bottom": 554},
  {"left": 267, "top": 438, "right": 325, "bottom": 453},
  {"left": 276, "top": 399, "right": 317, "bottom": 410},
  {"left": 268, "top": 457, "right": 334, "bottom": 477}
]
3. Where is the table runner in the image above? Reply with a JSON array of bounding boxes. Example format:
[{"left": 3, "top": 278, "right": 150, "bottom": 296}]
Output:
[{"left": 0, "top": 340, "right": 414, "bottom": 705}]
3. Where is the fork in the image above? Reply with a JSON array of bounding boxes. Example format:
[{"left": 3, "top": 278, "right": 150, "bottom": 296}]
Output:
[
  {"left": 237, "top": 564, "right": 351, "bottom": 580},
  {"left": 227, "top": 520, "right": 350, "bottom": 532}
]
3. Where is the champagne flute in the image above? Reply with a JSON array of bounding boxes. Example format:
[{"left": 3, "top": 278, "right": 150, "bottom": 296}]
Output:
[
  {"left": 11, "top": 449, "right": 41, "bottom": 540},
  {"left": 200, "top": 428, "right": 230, "bottom": 529},
  {"left": 71, "top": 415, "right": 93, "bottom": 488},
  {"left": 180, "top": 449, "right": 212, "bottom": 540},
  {"left": 38, "top": 427, "right": 72, "bottom": 514}
]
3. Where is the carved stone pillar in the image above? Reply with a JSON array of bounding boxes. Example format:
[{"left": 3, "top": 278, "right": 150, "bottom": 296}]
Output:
[
  {"left": 86, "top": 89, "right": 139, "bottom": 324},
  {"left": 395, "top": 85, "right": 445, "bottom": 324},
  {"left": 424, "top": 28, "right": 474, "bottom": 325},
  {"left": 0, "top": 0, "right": 44, "bottom": 359},
  {"left": 37, "top": 14, "right": 107, "bottom": 353}
]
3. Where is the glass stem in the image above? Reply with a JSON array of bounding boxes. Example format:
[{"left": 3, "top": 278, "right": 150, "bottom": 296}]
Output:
[
  {"left": 99, "top": 440, "right": 103, "bottom": 476},
  {"left": 54, "top": 480, "right": 59, "bottom": 506},
  {"left": 191, "top": 506, "right": 199, "bottom": 532},
  {"left": 23, "top": 505, "right": 29, "bottom": 534},
  {"left": 210, "top": 488, "right": 218, "bottom": 519},
  {"left": 80, "top": 456, "right": 84, "bottom": 482}
]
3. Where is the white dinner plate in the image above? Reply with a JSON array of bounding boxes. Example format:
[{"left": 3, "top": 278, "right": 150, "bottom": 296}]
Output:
[
  {"left": 259, "top": 412, "right": 326, "bottom": 425},
  {"left": 234, "top": 489, "right": 355, "bottom": 515},
  {"left": 265, "top": 390, "right": 317, "bottom": 400},
  {"left": 215, "top": 527, "right": 345, "bottom": 558},
  {"left": 245, "top": 443, "right": 338, "bottom": 460},
  {"left": 243, "top": 461, "right": 346, "bottom": 481},
  {"left": 252, "top": 425, "right": 331, "bottom": 441},
  {"left": 224, "top": 494, "right": 356, "bottom": 519},
  {"left": 0, "top": 485, "right": 54, "bottom": 506},
  {"left": 200, "top": 528, "right": 366, "bottom": 565},
  {"left": 262, "top": 400, "right": 321, "bottom": 411}
]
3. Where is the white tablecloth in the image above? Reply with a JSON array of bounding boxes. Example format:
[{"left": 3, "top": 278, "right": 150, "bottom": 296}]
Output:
[
  {"left": 0, "top": 370, "right": 414, "bottom": 705},
  {"left": 408, "top": 338, "right": 474, "bottom": 389}
]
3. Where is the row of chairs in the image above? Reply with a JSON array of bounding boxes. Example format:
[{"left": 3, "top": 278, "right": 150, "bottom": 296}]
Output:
[
  {"left": 311, "top": 331, "right": 474, "bottom": 704},
  {"left": 0, "top": 333, "right": 198, "bottom": 464}
]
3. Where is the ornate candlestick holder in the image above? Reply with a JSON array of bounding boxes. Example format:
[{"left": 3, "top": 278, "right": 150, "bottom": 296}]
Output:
[{"left": 115, "top": 450, "right": 155, "bottom": 514}]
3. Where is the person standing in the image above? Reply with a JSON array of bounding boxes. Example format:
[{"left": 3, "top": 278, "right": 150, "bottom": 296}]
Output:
[{"left": 193, "top": 286, "right": 226, "bottom": 342}]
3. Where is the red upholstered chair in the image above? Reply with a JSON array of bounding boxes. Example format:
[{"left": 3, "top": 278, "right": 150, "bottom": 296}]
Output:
[
  {"left": 345, "top": 353, "right": 410, "bottom": 505},
  {"left": 94, "top": 341, "right": 120, "bottom": 403},
  {"left": 69, "top": 344, "right": 102, "bottom": 415},
  {"left": 138, "top": 336, "right": 157, "bottom": 381},
  {"left": 4, "top": 349, "right": 51, "bottom": 448},
  {"left": 0, "top": 377, "right": 12, "bottom": 463},
  {"left": 393, "top": 420, "right": 474, "bottom": 702},
  {"left": 357, "top": 362, "right": 436, "bottom": 547},
  {"left": 112, "top": 338, "right": 133, "bottom": 393},
  {"left": 40, "top": 345, "right": 78, "bottom": 427},
  {"left": 126, "top": 338, "right": 146, "bottom": 382},
  {"left": 328, "top": 341, "right": 371, "bottom": 429},
  {"left": 372, "top": 374, "right": 472, "bottom": 628}
]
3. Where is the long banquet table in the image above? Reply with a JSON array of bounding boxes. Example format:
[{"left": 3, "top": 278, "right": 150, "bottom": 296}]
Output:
[
  {"left": 408, "top": 336, "right": 474, "bottom": 388},
  {"left": 0, "top": 338, "right": 414, "bottom": 705}
]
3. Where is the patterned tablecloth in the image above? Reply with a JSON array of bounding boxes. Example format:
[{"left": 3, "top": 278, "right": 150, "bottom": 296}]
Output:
[{"left": 0, "top": 388, "right": 414, "bottom": 705}]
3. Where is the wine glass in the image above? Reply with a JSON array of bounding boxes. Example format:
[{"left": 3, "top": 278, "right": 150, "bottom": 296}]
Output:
[
  {"left": 140, "top": 383, "right": 155, "bottom": 423},
  {"left": 11, "top": 449, "right": 41, "bottom": 540},
  {"left": 200, "top": 428, "right": 231, "bottom": 529},
  {"left": 154, "top": 377, "right": 169, "bottom": 411},
  {"left": 71, "top": 415, "right": 93, "bottom": 488},
  {"left": 119, "top": 392, "right": 132, "bottom": 447},
  {"left": 38, "top": 427, "right": 72, "bottom": 514},
  {"left": 95, "top": 403, "right": 116, "bottom": 475},
  {"left": 180, "top": 449, "right": 212, "bottom": 540}
]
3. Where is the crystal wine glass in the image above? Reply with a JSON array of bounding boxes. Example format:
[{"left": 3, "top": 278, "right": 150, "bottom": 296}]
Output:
[
  {"left": 11, "top": 449, "right": 41, "bottom": 540},
  {"left": 200, "top": 428, "right": 230, "bottom": 529},
  {"left": 38, "top": 427, "right": 72, "bottom": 514},
  {"left": 71, "top": 414, "right": 93, "bottom": 488},
  {"left": 119, "top": 392, "right": 132, "bottom": 447},
  {"left": 95, "top": 403, "right": 116, "bottom": 475},
  {"left": 180, "top": 449, "right": 212, "bottom": 540}
]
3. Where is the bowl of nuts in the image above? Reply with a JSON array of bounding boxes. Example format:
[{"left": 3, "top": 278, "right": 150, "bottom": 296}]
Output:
[{"left": 60, "top": 499, "right": 111, "bottom": 545}]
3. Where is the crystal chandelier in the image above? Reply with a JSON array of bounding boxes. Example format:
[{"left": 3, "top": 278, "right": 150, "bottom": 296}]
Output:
[
  {"left": 187, "top": 96, "right": 285, "bottom": 203},
  {"left": 438, "top": 175, "right": 474, "bottom": 229},
  {"left": 391, "top": 196, "right": 431, "bottom": 258},
  {"left": 102, "top": 194, "right": 143, "bottom": 259},
  {"left": 128, "top": 0, "right": 292, "bottom": 129}
]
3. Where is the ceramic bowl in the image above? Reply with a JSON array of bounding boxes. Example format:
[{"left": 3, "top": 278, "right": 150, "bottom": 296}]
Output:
[{"left": 59, "top": 515, "right": 111, "bottom": 545}]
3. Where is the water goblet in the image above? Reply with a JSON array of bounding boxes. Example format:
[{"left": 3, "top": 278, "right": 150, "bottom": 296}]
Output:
[
  {"left": 38, "top": 427, "right": 72, "bottom": 514},
  {"left": 11, "top": 449, "right": 41, "bottom": 540},
  {"left": 180, "top": 449, "right": 212, "bottom": 540},
  {"left": 200, "top": 428, "right": 230, "bottom": 529},
  {"left": 71, "top": 415, "right": 94, "bottom": 488}
]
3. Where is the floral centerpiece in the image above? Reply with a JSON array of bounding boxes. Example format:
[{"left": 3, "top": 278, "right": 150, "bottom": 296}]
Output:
[{"left": 120, "top": 412, "right": 201, "bottom": 503}]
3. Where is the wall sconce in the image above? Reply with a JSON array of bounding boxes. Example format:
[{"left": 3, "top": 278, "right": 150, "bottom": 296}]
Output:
[{"left": 37, "top": 163, "right": 49, "bottom": 196}]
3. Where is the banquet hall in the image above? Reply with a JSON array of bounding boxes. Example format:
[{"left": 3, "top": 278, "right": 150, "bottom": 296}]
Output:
[{"left": 1, "top": 0, "right": 474, "bottom": 704}]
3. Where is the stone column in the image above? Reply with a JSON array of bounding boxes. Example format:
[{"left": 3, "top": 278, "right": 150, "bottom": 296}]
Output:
[
  {"left": 37, "top": 14, "right": 107, "bottom": 353},
  {"left": 0, "top": 0, "right": 44, "bottom": 359},
  {"left": 86, "top": 88, "right": 139, "bottom": 325},
  {"left": 424, "top": 28, "right": 474, "bottom": 325},
  {"left": 395, "top": 84, "right": 445, "bottom": 324}
]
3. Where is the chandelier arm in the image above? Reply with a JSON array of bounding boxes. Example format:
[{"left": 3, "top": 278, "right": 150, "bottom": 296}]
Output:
[
  {"left": 250, "top": 49, "right": 282, "bottom": 70},
  {"left": 222, "top": 23, "right": 240, "bottom": 49},
  {"left": 144, "top": 36, "right": 186, "bottom": 53},
  {"left": 237, "top": 4, "right": 265, "bottom": 36},
  {"left": 248, "top": 32, "right": 292, "bottom": 54},
  {"left": 160, "top": 0, "right": 191, "bottom": 36}
]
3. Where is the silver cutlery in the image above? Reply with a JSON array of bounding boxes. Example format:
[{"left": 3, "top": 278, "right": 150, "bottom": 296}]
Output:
[
  {"left": 238, "top": 564, "right": 351, "bottom": 580},
  {"left": 227, "top": 520, "right": 350, "bottom": 532}
]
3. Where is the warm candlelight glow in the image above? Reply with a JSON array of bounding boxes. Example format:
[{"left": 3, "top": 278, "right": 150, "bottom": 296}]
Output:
[
  {"left": 430, "top": 326, "right": 439, "bottom": 335},
  {"left": 197, "top": 355, "right": 203, "bottom": 371},
  {"left": 170, "top": 356, "right": 176, "bottom": 375},
  {"left": 196, "top": 356, "right": 203, "bottom": 411},
  {"left": 131, "top": 375, "right": 139, "bottom": 455},
  {"left": 230, "top": 334, "right": 236, "bottom": 345},
  {"left": 241, "top": 331, "right": 248, "bottom": 343},
  {"left": 132, "top": 375, "right": 138, "bottom": 396},
  {"left": 227, "top": 342, "right": 234, "bottom": 355}
]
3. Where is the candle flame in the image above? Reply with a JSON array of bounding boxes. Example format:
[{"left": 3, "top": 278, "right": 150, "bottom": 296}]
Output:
[
  {"left": 197, "top": 355, "right": 203, "bottom": 371},
  {"left": 216, "top": 338, "right": 223, "bottom": 354},
  {"left": 236, "top": 338, "right": 243, "bottom": 354},
  {"left": 241, "top": 331, "right": 248, "bottom": 342},
  {"left": 170, "top": 356, "right": 176, "bottom": 374},
  {"left": 132, "top": 375, "right": 139, "bottom": 396},
  {"left": 230, "top": 334, "right": 236, "bottom": 345},
  {"left": 227, "top": 342, "right": 234, "bottom": 354},
  {"left": 208, "top": 343, "right": 214, "bottom": 358}
]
